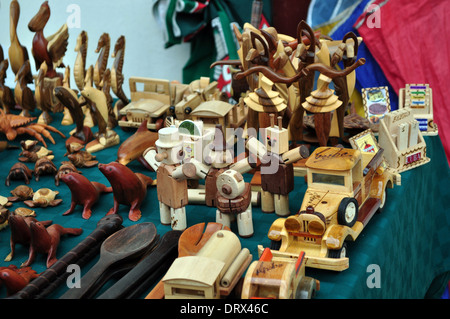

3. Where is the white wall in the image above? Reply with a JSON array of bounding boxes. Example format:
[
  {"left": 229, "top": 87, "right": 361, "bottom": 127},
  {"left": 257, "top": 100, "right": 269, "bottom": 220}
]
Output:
[{"left": 0, "top": 0, "right": 190, "bottom": 97}]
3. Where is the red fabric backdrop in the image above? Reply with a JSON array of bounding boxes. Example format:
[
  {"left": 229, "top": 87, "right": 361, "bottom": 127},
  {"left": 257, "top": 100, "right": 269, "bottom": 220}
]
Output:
[{"left": 356, "top": 0, "right": 450, "bottom": 164}]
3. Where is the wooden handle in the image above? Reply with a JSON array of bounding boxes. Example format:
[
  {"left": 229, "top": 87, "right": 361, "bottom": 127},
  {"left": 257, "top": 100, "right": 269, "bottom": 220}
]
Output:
[
  {"left": 97, "top": 230, "right": 181, "bottom": 299},
  {"left": 60, "top": 260, "right": 112, "bottom": 299}
]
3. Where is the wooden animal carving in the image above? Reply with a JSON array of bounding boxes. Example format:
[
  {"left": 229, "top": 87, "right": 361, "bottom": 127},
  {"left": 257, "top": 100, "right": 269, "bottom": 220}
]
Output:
[
  {"left": 5, "top": 162, "right": 33, "bottom": 186},
  {"left": 93, "top": 33, "right": 110, "bottom": 89},
  {"left": 60, "top": 172, "right": 112, "bottom": 219},
  {"left": 14, "top": 60, "right": 36, "bottom": 117},
  {"left": 24, "top": 188, "right": 62, "bottom": 208},
  {"left": 22, "top": 220, "right": 82, "bottom": 268},
  {"left": 54, "top": 161, "right": 82, "bottom": 186},
  {"left": 116, "top": 119, "right": 158, "bottom": 168},
  {"left": 28, "top": 1, "right": 69, "bottom": 79},
  {"left": 111, "top": 35, "right": 129, "bottom": 113},
  {"left": 0, "top": 59, "right": 16, "bottom": 113},
  {"left": 35, "top": 61, "right": 54, "bottom": 124},
  {"left": 19, "top": 139, "right": 54, "bottom": 163},
  {"left": 73, "top": 30, "right": 88, "bottom": 92},
  {"left": 0, "top": 265, "right": 39, "bottom": 296},
  {"left": 8, "top": 0, "right": 33, "bottom": 81},
  {"left": 98, "top": 162, "right": 154, "bottom": 221},
  {"left": 81, "top": 86, "right": 120, "bottom": 153},
  {"left": 54, "top": 86, "right": 93, "bottom": 146},
  {"left": 4, "top": 214, "right": 52, "bottom": 262}
]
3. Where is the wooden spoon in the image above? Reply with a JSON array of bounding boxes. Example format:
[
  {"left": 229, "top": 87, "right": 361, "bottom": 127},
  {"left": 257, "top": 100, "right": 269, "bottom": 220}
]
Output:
[
  {"left": 145, "top": 222, "right": 229, "bottom": 299},
  {"left": 60, "top": 222, "right": 158, "bottom": 299}
]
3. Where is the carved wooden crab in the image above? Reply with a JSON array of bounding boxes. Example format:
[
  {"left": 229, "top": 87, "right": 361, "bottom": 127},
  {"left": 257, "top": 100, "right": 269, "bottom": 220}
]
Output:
[
  {"left": 0, "top": 109, "right": 66, "bottom": 147},
  {"left": 5, "top": 163, "right": 33, "bottom": 186},
  {"left": 24, "top": 188, "right": 62, "bottom": 208},
  {"left": 34, "top": 156, "right": 58, "bottom": 181}
]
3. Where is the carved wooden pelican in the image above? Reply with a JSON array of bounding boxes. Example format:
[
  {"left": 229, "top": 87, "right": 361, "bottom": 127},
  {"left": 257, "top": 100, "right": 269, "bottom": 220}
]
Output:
[
  {"left": 93, "top": 33, "right": 110, "bottom": 90},
  {"left": 0, "top": 59, "right": 16, "bottom": 113},
  {"left": 28, "top": 1, "right": 69, "bottom": 79},
  {"left": 73, "top": 30, "right": 88, "bottom": 92},
  {"left": 8, "top": 0, "right": 33, "bottom": 83},
  {"left": 14, "top": 60, "right": 36, "bottom": 117},
  {"left": 111, "top": 36, "right": 129, "bottom": 113}
]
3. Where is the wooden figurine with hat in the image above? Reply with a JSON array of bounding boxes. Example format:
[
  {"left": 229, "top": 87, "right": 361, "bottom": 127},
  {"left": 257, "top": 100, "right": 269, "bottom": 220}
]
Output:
[
  {"left": 187, "top": 124, "right": 260, "bottom": 208},
  {"left": 246, "top": 114, "right": 309, "bottom": 216},
  {"left": 143, "top": 126, "right": 195, "bottom": 231}
]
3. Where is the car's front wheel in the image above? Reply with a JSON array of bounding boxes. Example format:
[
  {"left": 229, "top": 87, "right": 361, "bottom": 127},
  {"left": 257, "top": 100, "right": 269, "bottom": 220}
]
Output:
[
  {"left": 337, "top": 197, "right": 358, "bottom": 227},
  {"left": 328, "top": 242, "right": 347, "bottom": 259}
]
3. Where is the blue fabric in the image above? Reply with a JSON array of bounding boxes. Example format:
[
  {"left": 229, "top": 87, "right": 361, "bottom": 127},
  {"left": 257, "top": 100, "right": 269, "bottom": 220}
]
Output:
[
  {"left": 329, "top": 0, "right": 399, "bottom": 110},
  {"left": 307, "top": 0, "right": 358, "bottom": 28}
]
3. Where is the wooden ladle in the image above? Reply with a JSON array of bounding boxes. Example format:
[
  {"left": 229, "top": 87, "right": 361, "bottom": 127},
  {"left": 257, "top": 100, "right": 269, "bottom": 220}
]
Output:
[
  {"left": 60, "top": 222, "right": 158, "bottom": 299},
  {"left": 145, "top": 222, "right": 229, "bottom": 299}
]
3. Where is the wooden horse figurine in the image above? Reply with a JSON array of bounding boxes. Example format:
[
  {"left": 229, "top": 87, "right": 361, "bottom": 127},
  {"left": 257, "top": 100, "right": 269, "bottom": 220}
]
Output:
[
  {"left": 93, "top": 33, "right": 110, "bottom": 90},
  {"left": 111, "top": 35, "right": 129, "bottom": 115},
  {"left": 8, "top": 0, "right": 33, "bottom": 82},
  {"left": 28, "top": 1, "right": 69, "bottom": 79},
  {"left": 73, "top": 30, "right": 88, "bottom": 92},
  {"left": 14, "top": 61, "right": 36, "bottom": 117}
]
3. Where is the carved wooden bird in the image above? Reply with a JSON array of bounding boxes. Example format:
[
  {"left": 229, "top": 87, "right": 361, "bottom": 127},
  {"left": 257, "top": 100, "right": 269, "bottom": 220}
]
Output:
[
  {"left": 8, "top": 0, "right": 33, "bottom": 83},
  {"left": 35, "top": 61, "right": 53, "bottom": 124},
  {"left": 14, "top": 60, "right": 36, "bottom": 117},
  {"left": 28, "top": 1, "right": 69, "bottom": 79},
  {"left": 0, "top": 59, "right": 16, "bottom": 113}
]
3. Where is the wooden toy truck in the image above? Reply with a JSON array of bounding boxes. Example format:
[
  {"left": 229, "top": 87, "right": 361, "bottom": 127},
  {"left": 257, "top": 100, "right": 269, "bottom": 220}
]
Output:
[
  {"left": 241, "top": 248, "right": 319, "bottom": 299},
  {"left": 263, "top": 146, "right": 394, "bottom": 271}
]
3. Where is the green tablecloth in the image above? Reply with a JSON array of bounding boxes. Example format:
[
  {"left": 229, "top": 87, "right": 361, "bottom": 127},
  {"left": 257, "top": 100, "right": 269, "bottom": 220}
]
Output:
[{"left": 0, "top": 110, "right": 449, "bottom": 299}]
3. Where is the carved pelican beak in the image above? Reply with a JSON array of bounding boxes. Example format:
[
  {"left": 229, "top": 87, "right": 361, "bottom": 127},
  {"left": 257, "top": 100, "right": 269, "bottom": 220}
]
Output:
[{"left": 28, "top": 1, "right": 50, "bottom": 32}]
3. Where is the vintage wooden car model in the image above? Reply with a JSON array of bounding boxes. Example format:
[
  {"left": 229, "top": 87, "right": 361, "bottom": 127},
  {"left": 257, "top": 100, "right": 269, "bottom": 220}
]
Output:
[
  {"left": 241, "top": 248, "right": 319, "bottom": 299},
  {"left": 263, "top": 146, "right": 394, "bottom": 271},
  {"left": 118, "top": 76, "right": 188, "bottom": 131}
]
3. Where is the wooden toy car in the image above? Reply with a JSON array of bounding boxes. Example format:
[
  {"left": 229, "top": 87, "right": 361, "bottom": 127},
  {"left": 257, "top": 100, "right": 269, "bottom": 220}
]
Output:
[
  {"left": 241, "top": 248, "right": 319, "bottom": 299},
  {"left": 118, "top": 77, "right": 189, "bottom": 131},
  {"left": 263, "top": 146, "right": 395, "bottom": 271},
  {"left": 162, "top": 229, "right": 252, "bottom": 299}
]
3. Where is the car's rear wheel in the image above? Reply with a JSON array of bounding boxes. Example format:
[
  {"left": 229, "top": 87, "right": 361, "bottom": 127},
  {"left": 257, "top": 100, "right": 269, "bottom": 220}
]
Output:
[{"left": 270, "top": 239, "right": 281, "bottom": 251}]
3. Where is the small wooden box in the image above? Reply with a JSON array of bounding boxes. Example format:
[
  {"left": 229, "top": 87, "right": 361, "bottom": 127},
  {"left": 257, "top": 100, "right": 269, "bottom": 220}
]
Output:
[{"left": 378, "top": 107, "right": 430, "bottom": 174}]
